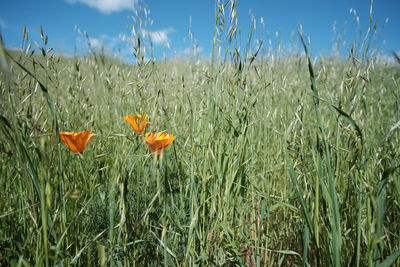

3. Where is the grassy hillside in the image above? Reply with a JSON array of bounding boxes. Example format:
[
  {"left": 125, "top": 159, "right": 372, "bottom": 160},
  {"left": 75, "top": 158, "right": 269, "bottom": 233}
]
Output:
[{"left": 1, "top": 3, "right": 400, "bottom": 266}]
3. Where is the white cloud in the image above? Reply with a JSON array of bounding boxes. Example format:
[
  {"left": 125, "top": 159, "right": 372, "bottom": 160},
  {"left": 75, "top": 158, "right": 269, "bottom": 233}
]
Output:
[
  {"left": 141, "top": 28, "right": 174, "bottom": 45},
  {"left": 0, "top": 17, "right": 6, "bottom": 29},
  {"left": 74, "top": 29, "right": 132, "bottom": 61},
  {"left": 149, "top": 31, "right": 168, "bottom": 44},
  {"left": 183, "top": 46, "right": 203, "bottom": 55},
  {"left": 73, "top": 26, "right": 175, "bottom": 63},
  {"left": 376, "top": 52, "right": 397, "bottom": 66},
  {"left": 66, "top": 0, "right": 137, "bottom": 14},
  {"left": 88, "top": 37, "right": 101, "bottom": 49},
  {"left": 77, "top": 33, "right": 119, "bottom": 51}
]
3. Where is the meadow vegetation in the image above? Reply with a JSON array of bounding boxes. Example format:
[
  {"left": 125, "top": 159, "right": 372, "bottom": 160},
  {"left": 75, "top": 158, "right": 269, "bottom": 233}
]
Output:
[{"left": 0, "top": 1, "right": 399, "bottom": 266}]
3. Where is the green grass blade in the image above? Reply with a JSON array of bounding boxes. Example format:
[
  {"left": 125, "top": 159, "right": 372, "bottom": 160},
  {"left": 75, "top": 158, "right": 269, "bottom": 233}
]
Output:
[
  {"left": 300, "top": 32, "right": 342, "bottom": 266},
  {"left": 5, "top": 50, "right": 60, "bottom": 141},
  {"left": 378, "top": 250, "right": 400, "bottom": 267}
]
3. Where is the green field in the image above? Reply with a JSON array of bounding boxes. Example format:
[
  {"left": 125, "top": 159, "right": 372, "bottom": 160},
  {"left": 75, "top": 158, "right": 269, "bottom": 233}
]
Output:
[{"left": 1, "top": 3, "right": 400, "bottom": 266}]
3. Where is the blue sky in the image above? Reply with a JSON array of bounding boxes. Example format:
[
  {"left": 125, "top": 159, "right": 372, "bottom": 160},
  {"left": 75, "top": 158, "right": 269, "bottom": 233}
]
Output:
[{"left": 0, "top": 0, "right": 399, "bottom": 63}]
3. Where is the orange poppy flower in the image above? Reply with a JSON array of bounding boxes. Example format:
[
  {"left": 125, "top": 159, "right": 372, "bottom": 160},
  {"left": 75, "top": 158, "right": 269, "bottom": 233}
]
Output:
[
  {"left": 59, "top": 131, "right": 96, "bottom": 154},
  {"left": 124, "top": 114, "right": 152, "bottom": 134},
  {"left": 141, "top": 132, "right": 174, "bottom": 155}
]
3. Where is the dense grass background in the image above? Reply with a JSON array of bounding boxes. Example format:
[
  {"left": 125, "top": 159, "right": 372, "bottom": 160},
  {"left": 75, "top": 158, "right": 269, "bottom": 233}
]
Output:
[{"left": 1, "top": 1, "right": 400, "bottom": 266}]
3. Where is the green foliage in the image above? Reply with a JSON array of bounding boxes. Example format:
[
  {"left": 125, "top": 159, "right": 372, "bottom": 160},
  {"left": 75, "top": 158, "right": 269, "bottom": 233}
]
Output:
[{"left": 1, "top": 2, "right": 400, "bottom": 266}]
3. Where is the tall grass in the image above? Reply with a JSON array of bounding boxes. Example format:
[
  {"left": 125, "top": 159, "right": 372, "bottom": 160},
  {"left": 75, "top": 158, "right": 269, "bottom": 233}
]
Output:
[{"left": 1, "top": 0, "right": 400, "bottom": 266}]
